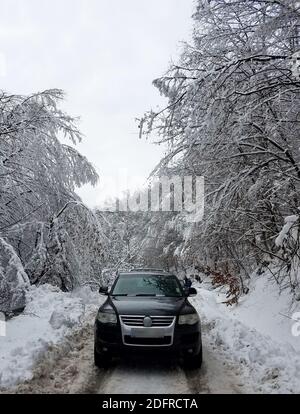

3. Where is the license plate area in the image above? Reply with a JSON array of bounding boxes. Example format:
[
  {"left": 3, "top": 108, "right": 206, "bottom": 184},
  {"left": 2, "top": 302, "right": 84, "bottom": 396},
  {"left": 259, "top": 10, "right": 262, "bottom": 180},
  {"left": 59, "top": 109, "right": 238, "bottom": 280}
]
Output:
[{"left": 131, "top": 328, "right": 165, "bottom": 338}]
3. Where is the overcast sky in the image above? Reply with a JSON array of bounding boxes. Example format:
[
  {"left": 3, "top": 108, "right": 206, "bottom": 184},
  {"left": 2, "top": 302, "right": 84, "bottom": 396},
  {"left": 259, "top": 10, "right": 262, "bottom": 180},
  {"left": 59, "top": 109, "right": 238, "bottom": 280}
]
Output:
[{"left": 0, "top": 0, "right": 194, "bottom": 207}]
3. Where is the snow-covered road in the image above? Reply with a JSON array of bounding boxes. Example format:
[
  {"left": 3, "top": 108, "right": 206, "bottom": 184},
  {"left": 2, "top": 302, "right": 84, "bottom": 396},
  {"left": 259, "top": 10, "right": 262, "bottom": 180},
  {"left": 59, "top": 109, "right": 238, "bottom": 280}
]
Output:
[
  {"left": 1, "top": 277, "right": 300, "bottom": 394},
  {"left": 96, "top": 321, "right": 252, "bottom": 395},
  {"left": 96, "top": 333, "right": 251, "bottom": 394},
  {"left": 1, "top": 310, "right": 251, "bottom": 394}
]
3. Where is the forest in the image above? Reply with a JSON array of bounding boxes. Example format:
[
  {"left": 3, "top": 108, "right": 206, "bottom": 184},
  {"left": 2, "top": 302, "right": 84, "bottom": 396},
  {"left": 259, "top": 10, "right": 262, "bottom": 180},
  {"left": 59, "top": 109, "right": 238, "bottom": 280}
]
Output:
[{"left": 1, "top": 0, "right": 300, "bottom": 314}]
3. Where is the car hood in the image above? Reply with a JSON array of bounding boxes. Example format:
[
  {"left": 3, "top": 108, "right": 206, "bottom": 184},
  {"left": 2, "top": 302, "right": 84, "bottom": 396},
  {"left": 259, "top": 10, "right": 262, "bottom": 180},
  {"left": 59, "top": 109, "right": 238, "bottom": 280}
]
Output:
[{"left": 109, "top": 296, "right": 188, "bottom": 316}]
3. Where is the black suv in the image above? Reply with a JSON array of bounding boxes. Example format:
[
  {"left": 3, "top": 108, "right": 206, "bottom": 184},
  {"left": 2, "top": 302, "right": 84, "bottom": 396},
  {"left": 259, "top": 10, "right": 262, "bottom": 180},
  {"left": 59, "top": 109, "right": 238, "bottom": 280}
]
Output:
[{"left": 94, "top": 270, "right": 202, "bottom": 368}]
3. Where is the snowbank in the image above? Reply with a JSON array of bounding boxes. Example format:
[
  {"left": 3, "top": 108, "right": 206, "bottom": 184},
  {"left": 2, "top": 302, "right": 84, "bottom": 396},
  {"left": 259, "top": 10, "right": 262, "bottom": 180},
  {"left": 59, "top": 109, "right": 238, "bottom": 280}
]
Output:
[
  {"left": 192, "top": 277, "right": 300, "bottom": 394},
  {"left": 0, "top": 284, "right": 102, "bottom": 388},
  {"left": 227, "top": 274, "right": 300, "bottom": 349},
  {"left": 2, "top": 272, "right": 300, "bottom": 393}
]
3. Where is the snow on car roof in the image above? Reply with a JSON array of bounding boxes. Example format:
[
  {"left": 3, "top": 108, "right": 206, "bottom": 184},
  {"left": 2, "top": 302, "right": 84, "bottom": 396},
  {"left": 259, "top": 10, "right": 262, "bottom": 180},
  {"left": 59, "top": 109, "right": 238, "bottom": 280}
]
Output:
[
  {"left": 118, "top": 271, "right": 173, "bottom": 277},
  {"left": 130, "top": 268, "right": 166, "bottom": 272}
]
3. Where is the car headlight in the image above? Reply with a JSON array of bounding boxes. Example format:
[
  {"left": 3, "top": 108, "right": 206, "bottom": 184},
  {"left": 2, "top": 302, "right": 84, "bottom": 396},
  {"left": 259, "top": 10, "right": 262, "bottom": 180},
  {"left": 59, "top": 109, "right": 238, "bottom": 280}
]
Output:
[
  {"left": 97, "top": 311, "right": 117, "bottom": 324},
  {"left": 178, "top": 313, "right": 199, "bottom": 325}
]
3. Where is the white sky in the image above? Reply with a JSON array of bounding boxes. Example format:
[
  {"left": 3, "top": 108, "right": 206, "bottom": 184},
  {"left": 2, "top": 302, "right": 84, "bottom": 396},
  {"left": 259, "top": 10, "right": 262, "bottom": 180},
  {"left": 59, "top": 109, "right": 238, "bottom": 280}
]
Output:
[{"left": 0, "top": 0, "right": 194, "bottom": 207}]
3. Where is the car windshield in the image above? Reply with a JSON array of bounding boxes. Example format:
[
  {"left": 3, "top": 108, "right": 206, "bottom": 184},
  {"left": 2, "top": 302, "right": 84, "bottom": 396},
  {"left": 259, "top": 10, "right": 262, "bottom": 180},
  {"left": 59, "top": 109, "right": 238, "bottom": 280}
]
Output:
[{"left": 112, "top": 274, "right": 184, "bottom": 297}]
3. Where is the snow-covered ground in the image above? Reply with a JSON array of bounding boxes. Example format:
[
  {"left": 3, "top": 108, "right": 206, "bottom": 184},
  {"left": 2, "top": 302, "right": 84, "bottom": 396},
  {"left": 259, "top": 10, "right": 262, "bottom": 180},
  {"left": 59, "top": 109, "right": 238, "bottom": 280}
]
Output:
[
  {"left": 1, "top": 274, "right": 300, "bottom": 394},
  {"left": 0, "top": 284, "right": 102, "bottom": 388},
  {"left": 191, "top": 274, "right": 300, "bottom": 393}
]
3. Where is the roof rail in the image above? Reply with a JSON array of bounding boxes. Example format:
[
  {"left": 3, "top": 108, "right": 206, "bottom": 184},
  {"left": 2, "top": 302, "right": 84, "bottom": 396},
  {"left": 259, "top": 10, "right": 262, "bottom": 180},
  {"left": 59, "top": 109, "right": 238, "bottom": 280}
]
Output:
[{"left": 130, "top": 268, "right": 166, "bottom": 273}]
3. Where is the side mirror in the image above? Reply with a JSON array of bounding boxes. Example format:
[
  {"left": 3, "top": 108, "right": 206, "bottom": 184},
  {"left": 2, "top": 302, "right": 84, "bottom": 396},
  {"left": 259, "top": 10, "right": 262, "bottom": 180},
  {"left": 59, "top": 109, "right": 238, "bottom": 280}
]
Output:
[
  {"left": 99, "top": 286, "right": 109, "bottom": 295},
  {"left": 188, "top": 287, "right": 197, "bottom": 297}
]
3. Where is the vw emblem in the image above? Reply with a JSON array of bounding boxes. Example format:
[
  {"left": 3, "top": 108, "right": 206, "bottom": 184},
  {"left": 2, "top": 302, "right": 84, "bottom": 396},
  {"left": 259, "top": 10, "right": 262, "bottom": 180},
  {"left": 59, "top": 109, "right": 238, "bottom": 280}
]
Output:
[{"left": 143, "top": 316, "right": 152, "bottom": 327}]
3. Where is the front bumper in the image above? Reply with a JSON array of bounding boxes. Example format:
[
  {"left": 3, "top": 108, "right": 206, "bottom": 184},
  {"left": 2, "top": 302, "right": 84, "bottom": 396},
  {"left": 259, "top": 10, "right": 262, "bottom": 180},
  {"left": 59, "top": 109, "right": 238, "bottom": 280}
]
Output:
[{"left": 94, "top": 319, "right": 202, "bottom": 357}]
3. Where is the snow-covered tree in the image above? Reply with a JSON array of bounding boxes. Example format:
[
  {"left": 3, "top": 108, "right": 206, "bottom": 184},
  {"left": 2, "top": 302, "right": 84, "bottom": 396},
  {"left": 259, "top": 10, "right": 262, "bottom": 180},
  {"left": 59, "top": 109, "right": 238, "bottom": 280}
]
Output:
[
  {"left": 0, "top": 89, "right": 101, "bottom": 313},
  {"left": 140, "top": 0, "right": 300, "bottom": 297}
]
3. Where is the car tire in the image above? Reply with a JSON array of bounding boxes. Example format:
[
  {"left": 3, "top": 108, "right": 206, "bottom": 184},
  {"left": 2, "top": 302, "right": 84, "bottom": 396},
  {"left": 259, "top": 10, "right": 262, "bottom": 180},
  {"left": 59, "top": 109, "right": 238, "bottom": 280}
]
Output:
[
  {"left": 184, "top": 346, "right": 203, "bottom": 369},
  {"left": 94, "top": 346, "right": 111, "bottom": 368}
]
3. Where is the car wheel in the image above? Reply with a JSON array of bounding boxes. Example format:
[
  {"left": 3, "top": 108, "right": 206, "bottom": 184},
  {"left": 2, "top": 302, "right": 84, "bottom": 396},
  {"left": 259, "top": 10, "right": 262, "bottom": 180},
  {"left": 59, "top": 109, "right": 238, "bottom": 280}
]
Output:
[
  {"left": 184, "top": 346, "right": 203, "bottom": 369},
  {"left": 94, "top": 346, "right": 111, "bottom": 368}
]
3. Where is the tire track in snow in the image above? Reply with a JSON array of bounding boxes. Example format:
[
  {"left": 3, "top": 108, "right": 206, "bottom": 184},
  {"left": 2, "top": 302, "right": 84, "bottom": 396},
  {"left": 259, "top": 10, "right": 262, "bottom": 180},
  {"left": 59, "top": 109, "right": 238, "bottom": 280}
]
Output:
[
  {"left": 97, "top": 357, "right": 192, "bottom": 394},
  {"left": 184, "top": 324, "right": 253, "bottom": 394},
  {"left": 0, "top": 314, "right": 103, "bottom": 394},
  {"left": 1, "top": 311, "right": 252, "bottom": 394}
]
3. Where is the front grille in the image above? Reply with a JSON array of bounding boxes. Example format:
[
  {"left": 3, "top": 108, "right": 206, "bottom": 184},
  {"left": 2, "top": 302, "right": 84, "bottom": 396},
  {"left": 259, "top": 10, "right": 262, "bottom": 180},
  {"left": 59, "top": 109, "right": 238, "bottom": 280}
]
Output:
[
  {"left": 124, "top": 336, "right": 172, "bottom": 346},
  {"left": 120, "top": 315, "right": 175, "bottom": 327}
]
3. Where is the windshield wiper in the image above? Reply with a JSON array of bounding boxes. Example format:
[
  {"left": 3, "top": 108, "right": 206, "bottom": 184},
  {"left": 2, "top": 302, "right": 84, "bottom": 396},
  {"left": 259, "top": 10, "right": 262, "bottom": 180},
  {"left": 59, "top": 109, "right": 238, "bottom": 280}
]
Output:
[
  {"left": 112, "top": 294, "right": 128, "bottom": 296},
  {"left": 134, "top": 294, "right": 157, "bottom": 297},
  {"left": 164, "top": 295, "right": 182, "bottom": 298}
]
